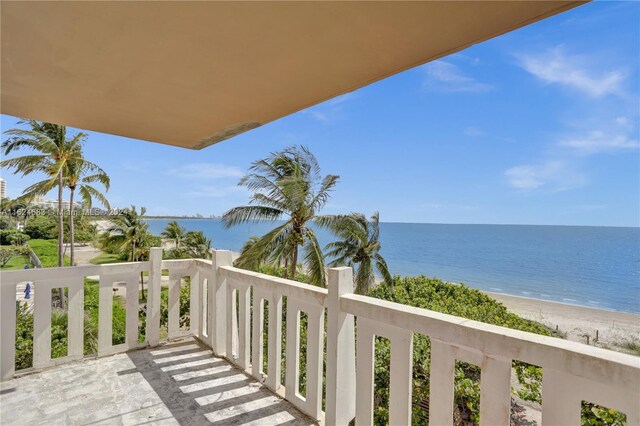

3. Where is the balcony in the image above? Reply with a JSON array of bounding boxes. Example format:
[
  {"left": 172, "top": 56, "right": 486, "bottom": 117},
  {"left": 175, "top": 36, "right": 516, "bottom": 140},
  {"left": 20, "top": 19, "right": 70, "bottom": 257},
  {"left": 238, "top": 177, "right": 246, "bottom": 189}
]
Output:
[{"left": 1, "top": 249, "right": 638, "bottom": 425}]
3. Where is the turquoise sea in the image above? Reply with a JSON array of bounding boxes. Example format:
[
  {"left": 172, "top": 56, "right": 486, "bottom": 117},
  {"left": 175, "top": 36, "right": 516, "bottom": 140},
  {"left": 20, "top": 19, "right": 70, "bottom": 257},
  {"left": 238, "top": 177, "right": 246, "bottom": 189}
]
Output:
[{"left": 146, "top": 219, "right": 640, "bottom": 314}]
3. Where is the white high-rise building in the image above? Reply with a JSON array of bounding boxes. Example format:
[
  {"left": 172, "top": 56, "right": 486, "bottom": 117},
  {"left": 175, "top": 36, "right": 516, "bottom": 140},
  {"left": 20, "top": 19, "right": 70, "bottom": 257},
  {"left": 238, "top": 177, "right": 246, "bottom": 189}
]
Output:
[{"left": 0, "top": 177, "right": 5, "bottom": 200}]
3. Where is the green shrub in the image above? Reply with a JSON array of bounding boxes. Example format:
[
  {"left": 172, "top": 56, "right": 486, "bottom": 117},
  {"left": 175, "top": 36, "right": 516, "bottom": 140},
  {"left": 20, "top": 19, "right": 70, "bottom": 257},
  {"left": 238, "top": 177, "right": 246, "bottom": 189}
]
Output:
[
  {"left": 15, "top": 302, "right": 33, "bottom": 369},
  {"left": 14, "top": 279, "right": 126, "bottom": 370},
  {"left": 0, "top": 229, "right": 30, "bottom": 245},
  {"left": 24, "top": 215, "right": 57, "bottom": 239}
]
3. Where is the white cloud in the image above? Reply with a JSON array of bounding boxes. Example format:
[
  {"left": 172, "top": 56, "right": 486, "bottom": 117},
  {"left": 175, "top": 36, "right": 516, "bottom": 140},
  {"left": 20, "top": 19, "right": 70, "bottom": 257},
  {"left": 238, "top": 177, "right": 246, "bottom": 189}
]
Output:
[
  {"left": 463, "top": 126, "right": 483, "bottom": 137},
  {"left": 517, "top": 46, "right": 625, "bottom": 97},
  {"left": 422, "top": 60, "right": 493, "bottom": 93},
  {"left": 301, "top": 92, "right": 355, "bottom": 124},
  {"left": 504, "top": 161, "right": 586, "bottom": 191},
  {"left": 615, "top": 116, "right": 629, "bottom": 126},
  {"left": 302, "top": 110, "right": 330, "bottom": 123},
  {"left": 169, "top": 163, "right": 244, "bottom": 180},
  {"left": 559, "top": 130, "right": 639, "bottom": 155},
  {"left": 325, "top": 93, "right": 354, "bottom": 106}
]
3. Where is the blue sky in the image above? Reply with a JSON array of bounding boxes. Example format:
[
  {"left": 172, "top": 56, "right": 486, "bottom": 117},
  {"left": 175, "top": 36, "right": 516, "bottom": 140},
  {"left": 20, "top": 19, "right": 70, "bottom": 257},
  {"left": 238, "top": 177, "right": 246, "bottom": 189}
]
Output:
[{"left": 1, "top": 1, "right": 638, "bottom": 226}]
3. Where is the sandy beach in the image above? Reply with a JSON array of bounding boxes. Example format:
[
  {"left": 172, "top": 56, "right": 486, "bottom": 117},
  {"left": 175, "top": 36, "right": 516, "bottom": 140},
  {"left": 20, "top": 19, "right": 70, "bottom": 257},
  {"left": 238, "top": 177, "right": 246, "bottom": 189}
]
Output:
[{"left": 487, "top": 291, "right": 640, "bottom": 354}]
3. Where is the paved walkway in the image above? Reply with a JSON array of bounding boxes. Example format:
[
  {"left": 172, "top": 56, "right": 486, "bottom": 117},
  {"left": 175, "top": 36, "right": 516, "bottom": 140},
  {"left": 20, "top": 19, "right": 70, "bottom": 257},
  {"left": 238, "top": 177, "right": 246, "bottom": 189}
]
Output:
[{"left": 0, "top": 338, "right": 316, "bottom": 426}]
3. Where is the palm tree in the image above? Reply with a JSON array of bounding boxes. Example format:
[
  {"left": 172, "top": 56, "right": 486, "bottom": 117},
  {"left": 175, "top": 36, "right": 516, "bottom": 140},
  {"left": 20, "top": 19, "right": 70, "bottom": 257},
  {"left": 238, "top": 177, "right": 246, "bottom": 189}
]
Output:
[
  {"left": 65, "top": 153, "right": 110, "bottom": 266},
  {"left": 183, "top": 230, "right": 212, "bottom": 259},
  {"left": 102, "top": 205, "right": 149, "bottom": 262},
  {"left": 223, "top": 146, "right": 339, "bottom": 286},
  {"left": 101, "top": 205, "right": 154, "bottom": 298},
  {"left": 236, "top": 236, "right": 265, "bottom": 271},
  {"left": 316, "top": 212, "right": 392, "bottom": 294},
  {"left": 1, "top": 120, "right": 87, "bottom": 267},
  {"left": 161, "top": 221, "right": 185, "bottom": 249}
]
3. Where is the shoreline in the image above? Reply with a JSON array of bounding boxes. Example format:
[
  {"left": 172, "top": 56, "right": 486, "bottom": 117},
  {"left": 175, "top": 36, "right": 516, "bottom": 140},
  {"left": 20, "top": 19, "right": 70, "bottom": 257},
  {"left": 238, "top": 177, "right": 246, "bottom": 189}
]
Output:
[
  {"left": 485, "top": 290, "right": 639, "bottom": 353},
  {"left": 485, "top": 290, "right": 639, "bottom": 316}
]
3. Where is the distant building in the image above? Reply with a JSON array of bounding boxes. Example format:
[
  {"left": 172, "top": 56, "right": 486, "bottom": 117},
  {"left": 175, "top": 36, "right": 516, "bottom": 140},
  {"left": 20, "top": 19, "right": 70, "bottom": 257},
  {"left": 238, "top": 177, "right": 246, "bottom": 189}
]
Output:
[
  {"left": 0, "top": 177, "right": 5, "bottom": 200},
  {"left": 31, "top": 195, "right": 82, "bottom": 210}
]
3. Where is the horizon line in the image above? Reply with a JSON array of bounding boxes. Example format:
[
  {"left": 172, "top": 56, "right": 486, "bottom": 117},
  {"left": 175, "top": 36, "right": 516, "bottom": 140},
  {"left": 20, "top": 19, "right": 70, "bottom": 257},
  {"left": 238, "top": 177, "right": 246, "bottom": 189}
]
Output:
[{"left": 143, "top": 216, "right": 639, "bottom": 229}]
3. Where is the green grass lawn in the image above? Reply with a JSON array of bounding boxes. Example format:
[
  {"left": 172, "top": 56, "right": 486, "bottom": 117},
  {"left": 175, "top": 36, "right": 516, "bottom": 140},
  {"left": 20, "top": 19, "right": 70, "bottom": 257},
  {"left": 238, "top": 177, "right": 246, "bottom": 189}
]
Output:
[
  {"left": 0, "top": 254, "right": 32, "bottom": 270},
  {"left": 89, "top": 252, "right": 124, "bottom": 265},
  {"left": 28, "top": 239, "right": 70, "bottom": 267}
]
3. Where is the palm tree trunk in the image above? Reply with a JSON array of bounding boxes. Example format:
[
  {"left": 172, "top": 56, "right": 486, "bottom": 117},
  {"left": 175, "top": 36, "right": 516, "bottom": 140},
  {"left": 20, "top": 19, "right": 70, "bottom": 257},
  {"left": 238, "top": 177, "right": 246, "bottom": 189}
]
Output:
[
  {"left": 131, "top": 241, "right": 136, "bottom": 262},
  {"left": 140, "top": 271, "right": 145, "bottom": 299},
  {"left": 57, "top": 172, "right": 64, "bottom": 266},
  {"left": 69, "top": 188, "right": 75, "bottom": 266},
  {"left": 57, "top": 172, "right": 66, "bottom": 308},
  {"left": 290, "top": 246, "right": 298, "bottom": 280}
]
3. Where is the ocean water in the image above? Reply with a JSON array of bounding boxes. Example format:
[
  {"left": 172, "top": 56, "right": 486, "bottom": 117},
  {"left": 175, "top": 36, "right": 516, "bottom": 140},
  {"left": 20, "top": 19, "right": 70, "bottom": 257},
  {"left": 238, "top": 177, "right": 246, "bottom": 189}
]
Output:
[{"left": 146, "top": 219, "right": 640, "bottom": 314}]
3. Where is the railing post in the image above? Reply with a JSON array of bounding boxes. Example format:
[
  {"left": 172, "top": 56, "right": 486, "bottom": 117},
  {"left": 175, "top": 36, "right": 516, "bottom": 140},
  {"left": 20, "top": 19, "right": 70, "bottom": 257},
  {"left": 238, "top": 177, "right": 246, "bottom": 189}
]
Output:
[
  {"left": 1, "top": 282, "right": 17, "bottom": 380},
  {"left": 480, "top": 355, "right": 512, "bottom": 425},
  {"left": 542, "top": 370, "right": 581, "bottom": 425},
  {"left": 210, "top": 250, "right": 232, "bottom": 356},
  {"left": 326, "top": 267, "right": 356, "bottom": 426},
  {"left": 429, "top": 339, "right": 455, "bottom": 425},
  {"left": 146, "top": 247, "right": 162, "bottom": 347}
]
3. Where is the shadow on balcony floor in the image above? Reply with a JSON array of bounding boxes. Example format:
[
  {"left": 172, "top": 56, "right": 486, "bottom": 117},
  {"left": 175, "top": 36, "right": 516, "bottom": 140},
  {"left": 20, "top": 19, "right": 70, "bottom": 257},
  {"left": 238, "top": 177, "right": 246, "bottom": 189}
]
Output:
[{"left": 0, "top": 338, "right": 317, "bottom": 426}]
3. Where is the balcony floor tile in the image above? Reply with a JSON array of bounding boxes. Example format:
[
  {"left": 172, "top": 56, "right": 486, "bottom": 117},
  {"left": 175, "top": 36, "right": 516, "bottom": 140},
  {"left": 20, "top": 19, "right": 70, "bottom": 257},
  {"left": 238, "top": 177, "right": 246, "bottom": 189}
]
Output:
[{"left": 0, "top": 338, "right": 316, "bottom": 426}]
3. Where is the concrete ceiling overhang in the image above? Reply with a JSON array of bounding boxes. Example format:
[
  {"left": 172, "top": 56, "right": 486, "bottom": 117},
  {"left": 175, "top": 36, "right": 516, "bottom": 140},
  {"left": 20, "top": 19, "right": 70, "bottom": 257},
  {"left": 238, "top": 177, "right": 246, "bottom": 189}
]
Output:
[{"left": 1, "top": 1, "right": 585, "bottom": 149}]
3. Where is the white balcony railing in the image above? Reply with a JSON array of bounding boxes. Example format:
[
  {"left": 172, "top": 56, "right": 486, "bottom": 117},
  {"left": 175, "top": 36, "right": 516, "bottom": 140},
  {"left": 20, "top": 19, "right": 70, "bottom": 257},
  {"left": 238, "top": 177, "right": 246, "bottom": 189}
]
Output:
[{"left": 1, "top": 248, "right": 638, "bottom": 425}]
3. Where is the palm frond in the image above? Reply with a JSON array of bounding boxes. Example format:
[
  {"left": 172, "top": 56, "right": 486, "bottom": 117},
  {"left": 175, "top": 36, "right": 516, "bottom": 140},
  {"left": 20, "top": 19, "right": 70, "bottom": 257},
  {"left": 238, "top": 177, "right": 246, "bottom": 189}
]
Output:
[
  {"left": 374, "top": 253, "right": 393, "bottom": 287},
  {"left": 302, "top": 229, "right": 326, "bottom": 287},
  {"left": 222, "top": 205, "right": 284, "bottom": 228}
]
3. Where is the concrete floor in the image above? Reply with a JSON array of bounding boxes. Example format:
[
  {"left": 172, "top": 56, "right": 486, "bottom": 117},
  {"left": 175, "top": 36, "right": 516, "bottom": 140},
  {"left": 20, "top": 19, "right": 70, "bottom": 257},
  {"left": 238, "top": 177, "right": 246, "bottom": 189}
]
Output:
[{"left": 0, "top": 338, "right": 317, "bottom": 426}]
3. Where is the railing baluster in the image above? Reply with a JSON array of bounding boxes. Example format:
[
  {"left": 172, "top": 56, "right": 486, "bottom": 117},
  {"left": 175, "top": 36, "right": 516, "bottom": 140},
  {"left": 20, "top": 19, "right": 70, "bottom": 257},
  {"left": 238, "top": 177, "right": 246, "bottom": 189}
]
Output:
[
  {"left": 285, "top": 298, "right": 302, "bottom": 401},
  {"left": 67, "top": 277, "right": 85, "bottom": 358},
  {"left": 0, "top": 281, "right": 17, "bottom": 379},
  {"left": 251, "top": 290, "right": 265, "bottom": 379},
  {"left": 266, "top": 293, "right": 283, "bottom": 391},
  {"left": 199, "top": 273, "right": 207, "bottom": 339},
  {"left": 429, "top": 339, "right": 456, "bottom": 425},
  {"left": 226, "top": 285, "right": 238, "bottom": 360},
  {"left": 389, "top": 329, "right": 413, "bottom": 426},
  {"left": 168, "top": 269, "right": 180, "bottom": 339},
  {"left": 305, "top": 303, "right": 325, "bottom": 419},
  {"left": 355, "top": 317, "right": 375, "bottom": 426},
  {"left": 125, "top": 276, "right": 138, "bottom": 348},
  {"left": 238, "top": 283, "right": 251, "bottom": 369},
  {"left": 542, "top": 370, "right": 581, "bottom": 425},
  {"left": 190, "top": 269, "right": 200, "bottom": 337},
  {"left": 480, "top": 355, "right": 512, "bottom": 425},
  {"left": 33, "top": 281, "right": 52, "bottom": 368},
  {"left": 98, "top": 275, "right": 113, "bottom": 356}
]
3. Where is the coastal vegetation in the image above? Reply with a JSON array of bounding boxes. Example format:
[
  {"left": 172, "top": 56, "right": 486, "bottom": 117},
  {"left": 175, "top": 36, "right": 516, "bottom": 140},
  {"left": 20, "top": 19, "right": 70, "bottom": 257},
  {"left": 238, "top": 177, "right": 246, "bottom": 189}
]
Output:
[
  {"left": 161, "top": 220, "right": 185, "bottom": 248},
  {"left": 63, "top": 152, "right": 110, "bottom": 265},
  {"left": 1, "top": 121, "right": 88, "bottom": 268},
  {"left": 28, "top": 239, "right": 70, "bottom": 267},
  {"left": 100, "top": 205, "right": 156, "bottom": 262},
  {"left": 1, "top": 120, "right": 110, "bottom": 307},
  {"left": 317, "top": 211, "right": 392, "bottom": 294},
  {"left": 162, "top": 220, "right": 212, "bottom": 260},
  {"left": 223, "top": 146, "right": 339, "bottom": 286},
  {"left": 0, "top": 246, "right": 30, "bottom": 269}
]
